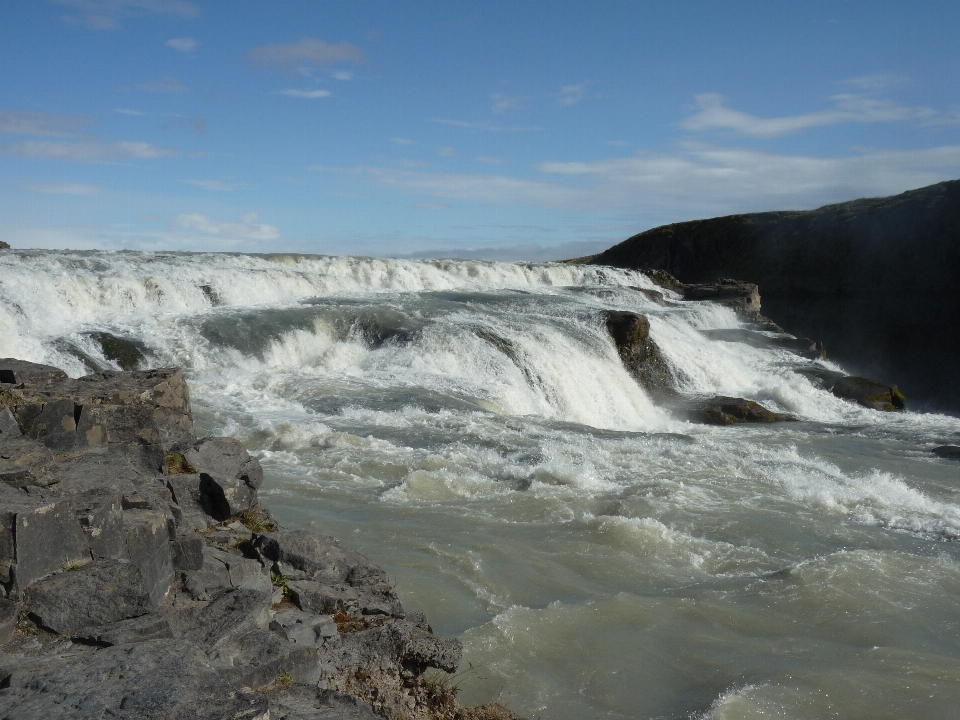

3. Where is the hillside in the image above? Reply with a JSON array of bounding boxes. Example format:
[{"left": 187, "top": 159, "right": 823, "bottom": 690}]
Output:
[{"left": 588, "top": 180, "right": 960, "bottom": 413}]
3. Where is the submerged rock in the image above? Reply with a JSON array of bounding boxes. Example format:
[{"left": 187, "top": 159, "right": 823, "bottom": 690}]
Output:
[
  {"left": 933, "top": 446, "right": 960, "bottom": 460},
  {"left": 89, "top": 332, "right": 148, "bottom": 371},
  {"left": 830, "top": 376, "right": 906, "bottom": 411},
  {"left": 605, "top": 311, "right": 675, "bottom": 397},
  {"left": 694, "top": 396, "right": 794, "bottom": 425}
]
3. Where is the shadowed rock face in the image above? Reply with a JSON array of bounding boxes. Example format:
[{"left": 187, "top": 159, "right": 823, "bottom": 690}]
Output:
[{"left": 589, "top": 179, "right": 960, "bottom": 412}]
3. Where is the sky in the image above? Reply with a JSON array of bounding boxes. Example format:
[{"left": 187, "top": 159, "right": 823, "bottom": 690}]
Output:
[{"left": 2, "top": 1, "right": 959, "bottom": 260}]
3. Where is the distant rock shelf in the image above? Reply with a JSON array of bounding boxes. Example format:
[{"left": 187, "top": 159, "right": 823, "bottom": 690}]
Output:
[{"left": 0, "top": 358, "right": 522, "bottom": 720}]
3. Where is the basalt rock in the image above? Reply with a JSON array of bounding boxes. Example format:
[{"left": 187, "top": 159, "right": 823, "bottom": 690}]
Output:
[
  {"left": 0, "top": 358, "right": 521, "bottom": 720},
  {"left": 830, "top": 376, "right": 906, "bottom": 411},
  {"left": 605, "top": 311, "right": 676, "bottom": 397},
  {"left": 683, "top": 278, "right": 762, "bottom": 319},
  {"left": 932, "top": 446, "right": 960, "bottom": 460},
  {"left": 88, "top": 332, "right": 148, "bottom": 372},
  {"left": 0, "top": 241, "right": 10, "bottom": 250},
  {"left": 694, "top": 396, "right": 794, "bottom": 425}
]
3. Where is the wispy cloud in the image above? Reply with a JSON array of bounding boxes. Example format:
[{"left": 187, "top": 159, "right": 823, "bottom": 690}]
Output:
[
  {"left": 136, "top": 76, "right": 188, "bottom": 93},
  {"left": 176, "top": 212, "right": 279, "bottom": 241},
  {"left": 842, "top": 73, "right": 910, "bottom": 91},
  {"left": 0, "top": 110, "right": 94, "bottom": 137},
  {"left": 249, "top": 38, "right": 367, "bottom": 74},
  {"left": 26, "top": 182, "right": 101, "bottom": 194},
  {"left": 331, "top": 71, "right": 353, "bottom": 81},
  {"left": 274, "top": 89, "right": 331, "bottom": 99},
  {"left": 321, "top": 143, "right": 960, "bottom": 220},
  {"left": 161, "top": 114, "right": 206, "bottom": 134},
  {"left": 166, "top": 37, "right": 197, "bottom": 52},
  {"left": 491, "top": 93, "right": 521, "bottom": 114},
  {"left": 474, "top": 156, "right": 505, "bottom": 165},
  {"left": 391, "top": 137, "right": 416, "bottom": 145},
  {"left": 436, "top": 146, "right": 456, "bottom": 158},
  {"left": 2, "top": 139, "right": 176, "bottom": 162},
  {"left": 681, "top": 92, "right": 939, "bottom": 137},
  {"left": 558, "top": 83, "right": 586, "bottom": 107},
  {"left": 114, "top": 108, "right": 145, "bottom": 116},
  {"left": 53, "top": 0, "right": 199, "bottom": 30},
  {"left": 179, "top": 179, "right": 240, "bottom": 191},
  {"left": 412, "top": 202, "right": 451, "bottom": 210},
  {"left": 429, "top": 118, "right": 542, "bottom": 133}
]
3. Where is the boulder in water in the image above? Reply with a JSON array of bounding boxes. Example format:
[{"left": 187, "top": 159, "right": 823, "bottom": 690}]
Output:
[
  {"left": 830, "top": 376, "right": 906, "bottom": 411},
  {"left": 89, "top": 332, "right": 147, "bottom": 371},
  {"left": 683, "top": 278, "right": 761, "bottom": 319},
  {"left": 0, "top": 241, "right": 10, "bottom": 250},
  {"left": 605, "top": 311, "right": 675, "bottom": 397},
  {"left": 695, "top": 396, "right": 793, "bottom": 425},
  {"left": 933, "top": 446, "right": 960, "bottom": 460}
]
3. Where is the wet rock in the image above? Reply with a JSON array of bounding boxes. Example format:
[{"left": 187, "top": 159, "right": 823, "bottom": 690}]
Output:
[
  {"left": 184, "top": 437, "right": 263, "bottom": 520},
  {"left": 683, "top": 278, "right": 762, "bottom": 318},
  {"left": 933, "top": 446, "right": 960, "bottom": 460},
  {"left": 605, "top": 311, "right": 675, "bottom": 396},
  {"left": 23, "top": 559, "right": 151, "bottom": 635},
  {"left": 88, "top": 332, "right": 147, "bottom": 371},
  {"left": 0, "top": 638, "right": 271, "bottom": 720},
  {"left": 0, "top": 241, "right": 9, "bottom": 250},
  {"left": 831, "top": 376, "right": 906, "bottom": 411},
  {"left": 694, "top": 396, "right": 793, "bottom": 425},
  {"left": 0, "top": 359, "right": 68, "bottom": 386}
]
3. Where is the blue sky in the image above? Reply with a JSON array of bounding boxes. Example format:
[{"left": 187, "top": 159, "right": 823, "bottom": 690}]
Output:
[{"left": 2, "top": 1, "right": 959, "bottom": 259}]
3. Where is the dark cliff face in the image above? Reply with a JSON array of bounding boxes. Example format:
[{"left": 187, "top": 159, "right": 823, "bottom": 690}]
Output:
[{"left": 589, "top": 179, "right": 960, "bottom": 413}]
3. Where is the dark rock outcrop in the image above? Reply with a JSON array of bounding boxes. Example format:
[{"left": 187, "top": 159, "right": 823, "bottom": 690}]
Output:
[
  {"left": 0, "top": 358, "right": 514, "bottom": 720},
  {"left": 933, "top": 446, "right": 960, "bottom": 460},
  {"left": 830, "top": 376, "right": 906, "bottom": 411},
  {"left": 89, "top": 332, "right": 148, "bottom": 371},
  {"left": 682, "top": 278, "right": 761, "bottom": 319},
  {"left": 693, "top": 396, "right": 793, "bottom": 425},
  {"left": 0, "top": 241, "right": 9, "bottom": 250},
  {"left": 588, "top": 180, "right": 960, "bottom": 411},
  {"left": 605, "top": 311, "right": 675, "bottom": 396}
]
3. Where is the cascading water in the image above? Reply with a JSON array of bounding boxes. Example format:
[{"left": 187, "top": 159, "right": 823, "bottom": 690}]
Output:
[{"left": 2, "top": 249, "right": 960, "bottom": 719}]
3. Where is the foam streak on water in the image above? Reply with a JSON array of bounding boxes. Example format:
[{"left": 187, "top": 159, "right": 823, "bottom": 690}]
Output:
[{"left": 3, "top": 249, "right": 960, "bottom": 719}]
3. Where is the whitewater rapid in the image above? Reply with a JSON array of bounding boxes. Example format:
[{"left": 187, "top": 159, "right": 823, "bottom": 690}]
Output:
[{"left": 2, "top": 249, "right": 960, "bottom": 719}]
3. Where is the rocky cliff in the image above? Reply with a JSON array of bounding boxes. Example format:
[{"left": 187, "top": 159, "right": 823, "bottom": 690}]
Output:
[
  {"left": 587, "top": 179, "right": 960, "bottom": 413},
  {"left": 0, "top": 358, "right": 520, "bottom": 720}
]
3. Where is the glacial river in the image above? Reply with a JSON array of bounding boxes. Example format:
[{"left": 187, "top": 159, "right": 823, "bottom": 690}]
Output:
[{"left": 2, "top": 250, "right": 959, "bottom": 719}]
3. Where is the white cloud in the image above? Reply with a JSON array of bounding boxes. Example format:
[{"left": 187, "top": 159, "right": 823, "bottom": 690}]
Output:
[
  {"left": 475, "top": 156, "right": 505, "bottom": 165},
  {"left": 491, "top": 93, "right": 520, "bottom": 114},
  {"left": 331, "top": 71, "right": 353, "bottom": 81},
  {"left": 436, "top": 146, "right": 456, "bottom": 158},
  {"left": 2, "top": 139, "right": 176, "bottom": 161},
  {"left": 274, "top": 89, "right": 331, "bottom": 99},
  {"left": 136, "top": 76, "right": 188, "bottom": 93},
  {"left": 391, "top": 137, "right": 416, "bottom": 145},
  {"left": 179, "top": 179, "right": 240, "bottom": 191},
  {"left": 0, "top": 110, "right": 93, "bottom": 137},
  {"left": 26, "top": 182, "right": 101, "bottom": 194},
  {"left": 325, "top": 143, "right": 960, "bottom": 221},
  {"left": 842, "top": 74, "right": 910, "bottom": 91},
  {"left": 249, "top": 38, "right": 367, "bottom": 74},
  {"left": 166, "top": 37, "right": 198, "bottom": 52},
  {"left": 175, "top": 212, "right": 280, "bottom": 241},
  {"left": 54, "top": 0, "right": 199, "bottom": 30},
  {"left": 114, "top": 108, "right": 145, "bottom": 116},
  {"left": 558, "top": 84, "right": 586, "bottom": 107},
  {"left": 681, "top": 92, "right": 938, "bottom": 137}
]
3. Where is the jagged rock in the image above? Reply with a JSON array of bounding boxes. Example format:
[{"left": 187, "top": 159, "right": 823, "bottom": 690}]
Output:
[
  {"left": 271, "top": 608, "right": 338, "bottom": 646},
  {"left": 177, "top": 588, "right": 272, "bottom": 650},
  {"left": 72, "top": 489, "right": 127, "bottom": 560},
  {"left": 933, "top": 446, "right": 960, "bottom": 460},
  {"left": 88, "top": 332, "right": 147, "bottom": 372},
  {"left": 0, "top": 359, "right": 68, "bottom": 386},
  {"left": 123, "top": 510, "right": 174, "bottom": 606},
  {"left": 333, "top": 619, "right": 462, "bottom": 677},
  {"left": 23, "top": 559, "right": 151, "bottom": 635},
  {"left": 0, "top": 597, "right": 18, "bottom": 644},
  {"left": 694, "top": 396, "right": 793, "bottom": 425},
  {"left": 204, "top": 546, "right": 272, "bottom": 595},
  {"left": 185, "top": 437, "right": 263, "bottom": 520},
  {"left": 0, "top": 435, "right": 62, "bottom": 488},
  {"left": 605, "top": 311, "right": 675, "bottom": 396},
  {"left": 0, "top": 409, "right": 20, "bottom": 437},
  {"left": 639, "top": 269, "right": 685, "bottom": 293},
  {"left": 289, "top": 580, "right": 359, "bottom": 615},
  {"left": 683, "top": 278, "right": 762, "bottom": 318},
  {"left": 252, "top": 529, "right": 381, "bottom": 586},
  {"left": 165, "top": 473, "right": 214, "bottom": 531},
  {"left": 831, "top": 376, "right": 906, "bottom": 411},
  {"left": 0, "top": 241, "right": 10, "bottom": 250},
  {"left": 76, "top": 610, "right": 175, "bottom": 646},
  {"left": 170, "top": 534, "right": 204, "bottom": 571},
  {"left": 0, "top": 638, "right": 271, "bottom": 720},
  {"left": 216, "top": 628, "right": 321, "bottom": 689},
  {"left": 272, "top": 687, "right": 380, "bottom": 720},
  {"left": 1, "top": 493, "right": 89, "bottom": 593}
]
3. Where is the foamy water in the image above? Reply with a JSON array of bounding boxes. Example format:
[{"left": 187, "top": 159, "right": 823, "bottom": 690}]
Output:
[{"left": 3, "top": 249, "right": 960, "bottom": 719}]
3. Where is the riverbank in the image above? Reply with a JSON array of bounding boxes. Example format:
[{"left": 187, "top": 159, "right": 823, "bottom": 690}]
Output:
[{"left": 0, "top": 357, "right": 520, "bottom": 720}]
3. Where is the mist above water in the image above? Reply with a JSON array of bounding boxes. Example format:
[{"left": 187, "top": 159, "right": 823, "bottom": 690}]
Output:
[{"left": 2, "top": 249, "right": 959, "bottom": 719}]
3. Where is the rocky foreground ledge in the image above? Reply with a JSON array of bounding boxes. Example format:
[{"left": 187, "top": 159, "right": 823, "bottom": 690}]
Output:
[{"left": 0, "top": 359, "right": 520, "bottom": 720}]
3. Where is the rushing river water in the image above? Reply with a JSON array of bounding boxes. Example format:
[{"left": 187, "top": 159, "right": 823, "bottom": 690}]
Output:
[{"left": 2, "top": 249, "right": 960, "bottom": 719}]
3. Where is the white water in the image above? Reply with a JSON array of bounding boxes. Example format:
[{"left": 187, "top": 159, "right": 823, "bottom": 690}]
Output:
[{"left": 3, "top": 249, "right": 960, "bottom": 719}]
